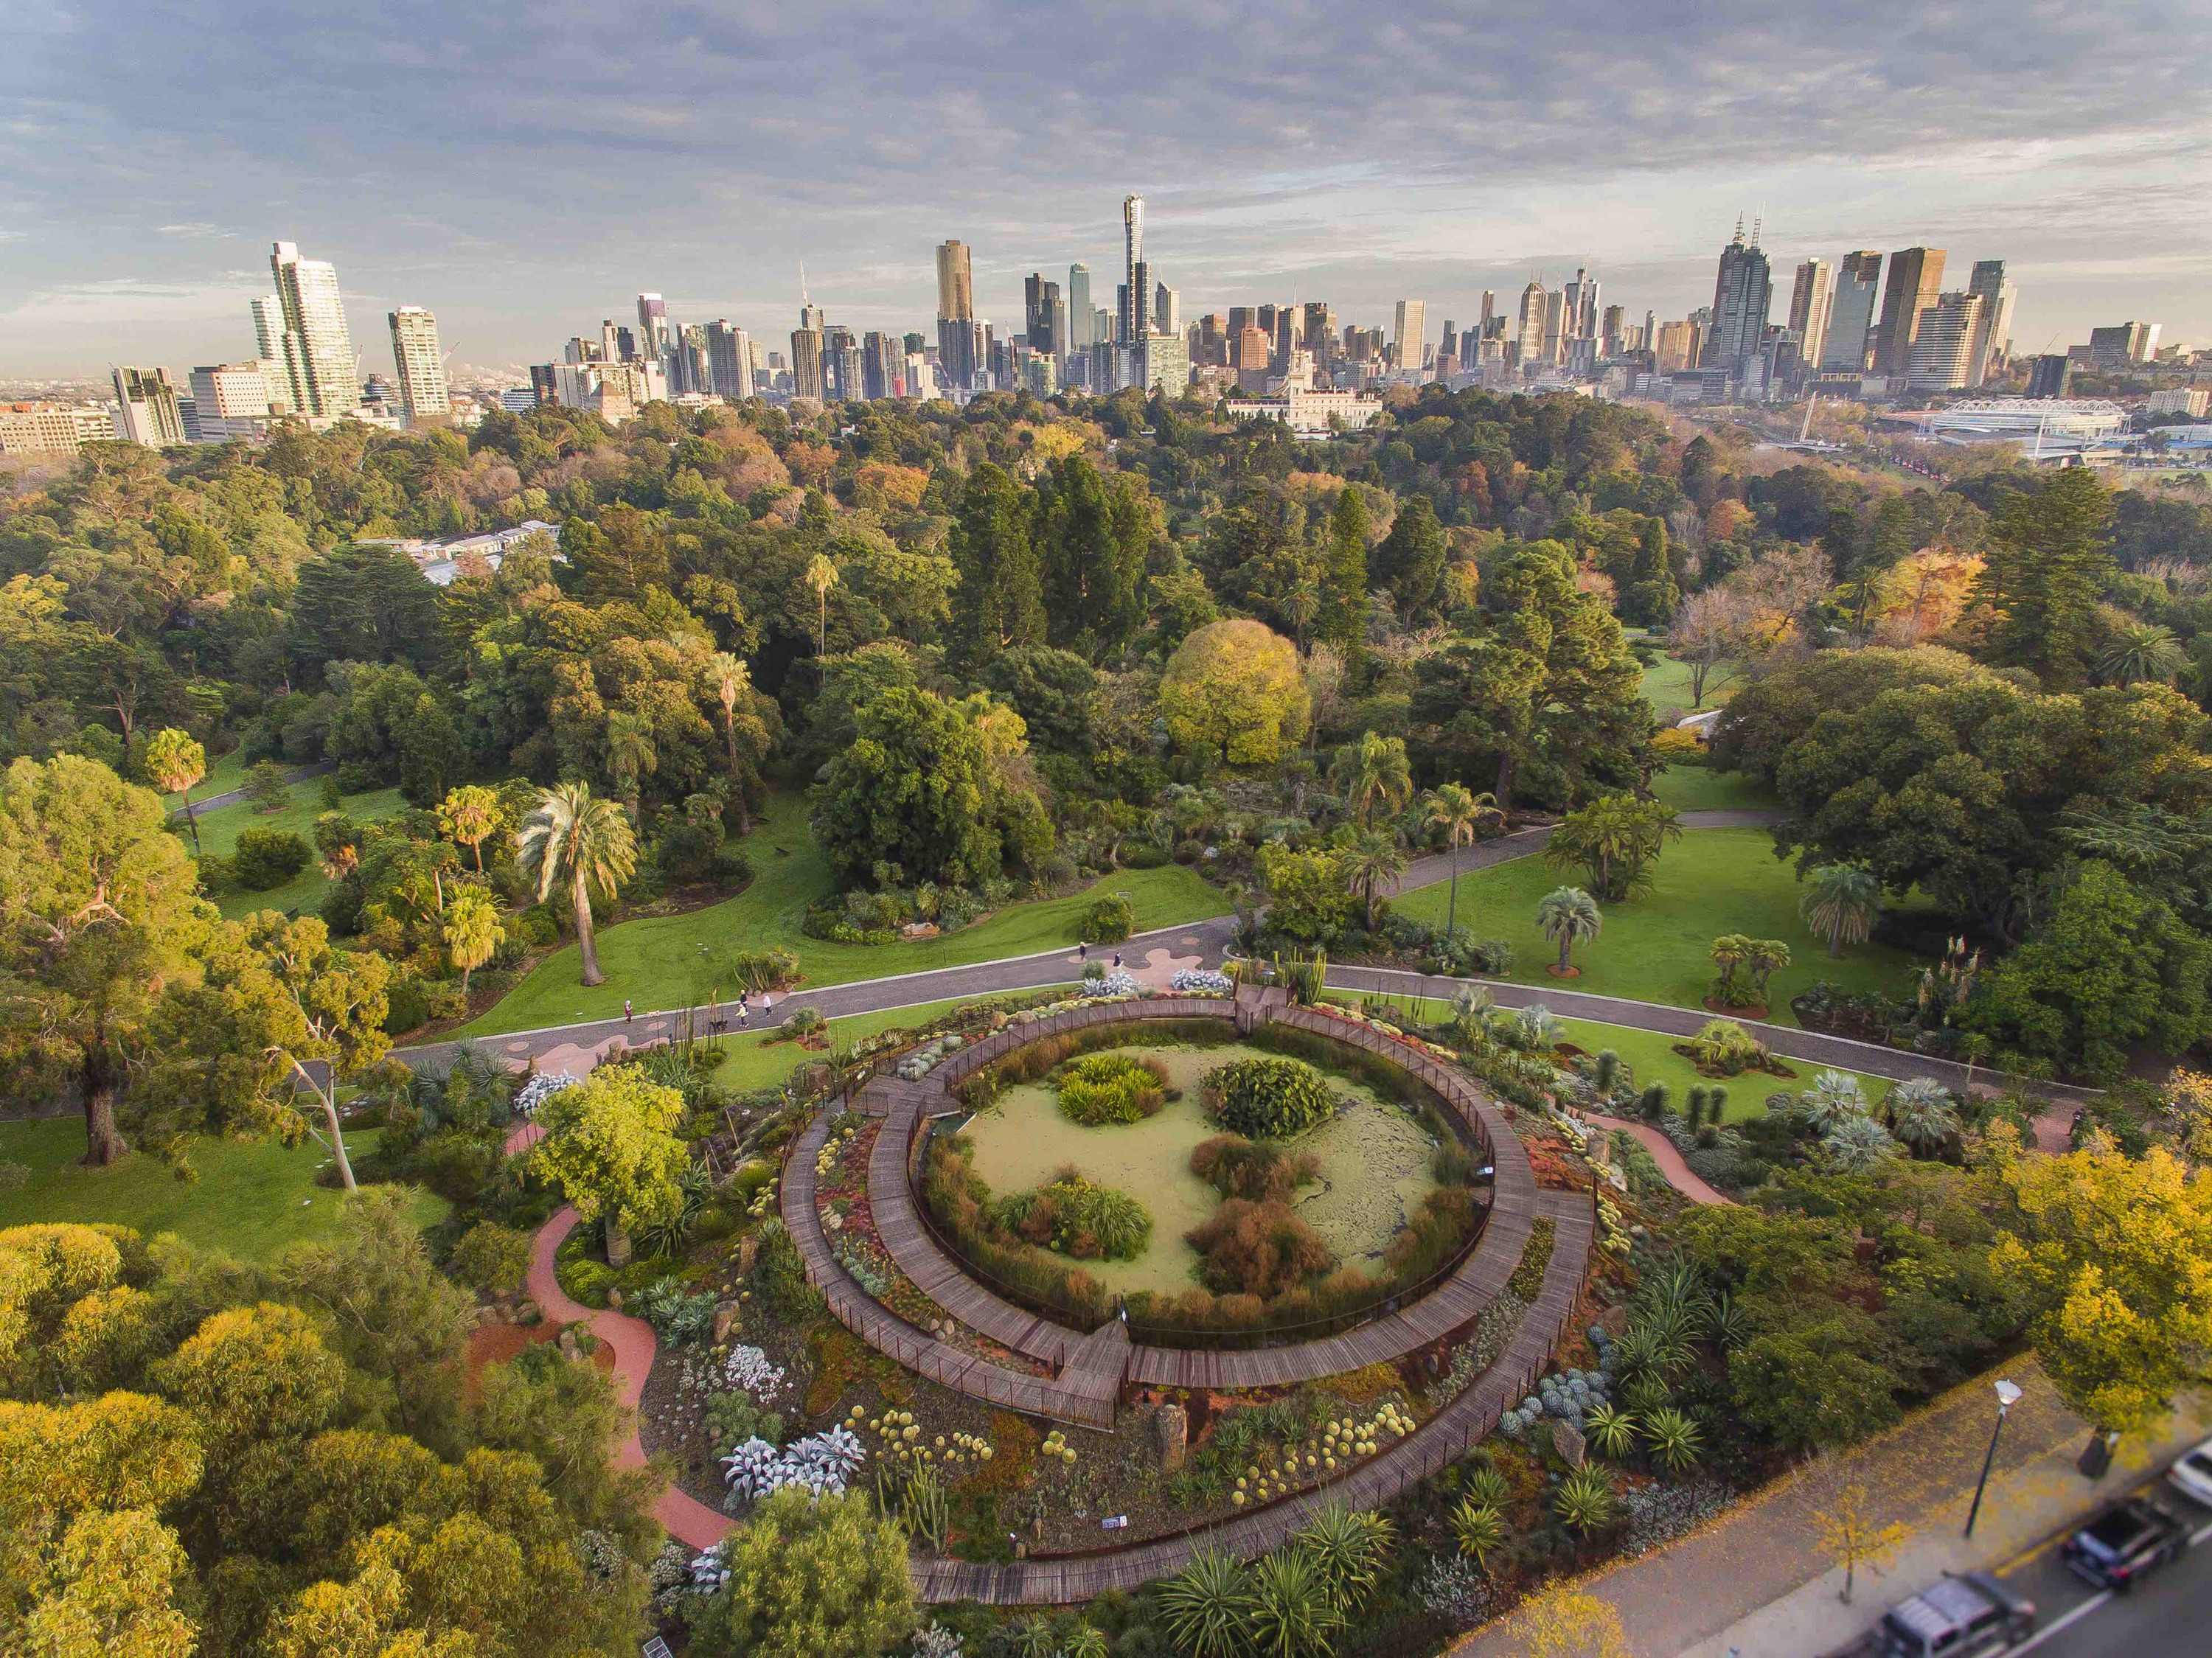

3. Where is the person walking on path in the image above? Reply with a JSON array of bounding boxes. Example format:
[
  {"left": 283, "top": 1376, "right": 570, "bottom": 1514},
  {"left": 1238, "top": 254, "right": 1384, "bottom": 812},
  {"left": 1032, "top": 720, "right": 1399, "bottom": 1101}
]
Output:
[
  {"left": 737, "top": 992, "right": 750, "bottom": 1029},
  {"left": 1111, "top": 950, "right": 1122, "bottom": 970},
  {"left": 761, "top": 991, "right": 773, "bottom": 1024},
  {"left": 624, "top": 998, "right": 632, "bottom": 1024},
  {"left": 1078, "top": 940, "right": 1089, "bottom": 963}
]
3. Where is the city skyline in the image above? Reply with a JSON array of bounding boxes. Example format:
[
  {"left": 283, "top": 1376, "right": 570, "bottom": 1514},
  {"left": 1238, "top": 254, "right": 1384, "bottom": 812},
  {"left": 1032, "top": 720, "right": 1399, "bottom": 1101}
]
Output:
[{"left": 3, "top": 1, "right": 2210, "bottom": 375}]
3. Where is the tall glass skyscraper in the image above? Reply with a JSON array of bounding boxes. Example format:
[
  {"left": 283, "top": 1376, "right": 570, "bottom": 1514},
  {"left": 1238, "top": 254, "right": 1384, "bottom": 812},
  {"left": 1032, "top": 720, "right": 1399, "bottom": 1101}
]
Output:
[{"left": 269, "top": 241, "right": 358, "bottom": 415}]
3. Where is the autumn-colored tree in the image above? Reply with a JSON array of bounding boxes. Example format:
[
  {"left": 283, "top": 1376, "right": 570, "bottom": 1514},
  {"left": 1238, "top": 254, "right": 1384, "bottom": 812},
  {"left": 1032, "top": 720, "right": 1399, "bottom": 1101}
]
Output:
[
  {"left": 1989, "top": 1136, "right": 2212, "bottom": 1433},
  {"left": 142, "top": 728, "right": 206, "bottom": 852},
  {"left": 530, "top": 1065, "right": 687, "bottom": 1267},
  {"left": 684, "top": 1488, "right": 914, "bottom": 1658},
  {"left": 0, "top": 756, "right": 207, "bottom": 1165},
  {"left": 1509, "top": 1584, "right": 1631, "bottom": 1658},
  {"left": 1802, "top": 1457, "right": 1911, "bottom": 1604},
  {"left": 1159, "top": 620, "right": 1309, "bottom": 767}
]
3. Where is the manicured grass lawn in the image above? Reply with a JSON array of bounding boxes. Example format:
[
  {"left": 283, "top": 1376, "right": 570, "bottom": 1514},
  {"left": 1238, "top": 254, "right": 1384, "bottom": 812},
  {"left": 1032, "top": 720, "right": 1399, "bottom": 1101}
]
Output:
[
  {"left": 189, "top": 782, "right": 408, "bottom": 921},
  {"left": 1394, "top": 827, "right": 1924, "bottom": 1026},
  {"left": 1323, "top": 994, "right": 1894, "bottom": 1125},
  {"left": 0, "top": 1115, "right": 445, "bottom": 1263},
  {"left": 1641, "top": 656, "right": 1736, "bottom": 715},
  {"left": 1650, "top": 764, "right": 1778, "bottom": 813},
  {"left": 460, "top": 793, "right": 1230, "bottom": 1037},
  {"left": 163, "top": 747, "right": 250, "bottom": 809},
  {"left": 694, "top": 986, "right": 1074, "bottom": 1094}
]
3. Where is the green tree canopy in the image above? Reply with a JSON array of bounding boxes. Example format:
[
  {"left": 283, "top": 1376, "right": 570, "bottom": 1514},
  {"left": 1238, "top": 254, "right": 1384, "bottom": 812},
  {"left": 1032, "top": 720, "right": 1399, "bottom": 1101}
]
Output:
[{"left": 1159, "top": 620, "right": 1308, "bottom": 767}]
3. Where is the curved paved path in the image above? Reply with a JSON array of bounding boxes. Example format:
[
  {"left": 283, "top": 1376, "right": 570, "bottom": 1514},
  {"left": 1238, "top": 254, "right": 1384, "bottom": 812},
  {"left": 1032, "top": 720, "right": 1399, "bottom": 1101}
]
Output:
[
  {"left": 1579, "top": 1110, "right": 1733, "bottom": 1207},
  {"left": 1387, "top": 807, "right": 1787, "bottom": 896},
  {"left": 526, "top": 1206, "right": 733, "bottom": 1550}
]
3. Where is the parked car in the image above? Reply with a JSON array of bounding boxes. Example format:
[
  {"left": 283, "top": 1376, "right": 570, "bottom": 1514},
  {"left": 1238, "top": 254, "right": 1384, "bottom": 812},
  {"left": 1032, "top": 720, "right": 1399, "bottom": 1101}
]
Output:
[
  {"left": 1873, "top": 1572, "right": 2036, "bottom": 1658},
  {"left": 2062, "top": 1497, "right": 2190, "bottom": 1590},
  {"left": 2166, "top": 1435, "right": 2212, "bottom": 1507}
]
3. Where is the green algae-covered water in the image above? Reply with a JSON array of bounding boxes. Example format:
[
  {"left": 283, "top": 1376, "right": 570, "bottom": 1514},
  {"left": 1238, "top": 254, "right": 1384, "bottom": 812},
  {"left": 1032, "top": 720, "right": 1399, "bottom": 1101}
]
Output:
[{"left": 959, "top": 1042, "right": 1443, "bottom": 1295}]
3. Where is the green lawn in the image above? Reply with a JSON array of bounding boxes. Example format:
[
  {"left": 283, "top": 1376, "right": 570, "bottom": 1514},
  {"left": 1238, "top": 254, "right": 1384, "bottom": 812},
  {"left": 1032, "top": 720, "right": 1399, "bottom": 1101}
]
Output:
[
  {"left": 1649, "top": 764, "right": 1778, "bottom": 813},
  {"left": 1394, "top": 826, "right": 1922, "bottom": 1025},
  {"left": 460, "top": 793, "right": 1229, "bottom": 1037},
  {"left": 1641, "top": 657, "right": 1736, "bottom": 716},
  {"left": 695, "top": 986, "right": 1074, "bottom": 1093},
  {"left": 164, "top": 747, "right": 250, "bottom": 809},
  {"left": 1324, "top": 994, "right": 1894, "bottom": 1125},
  {"left": 189, "top": 782, "right": 408, "bottom": 921},
  {"left": 0, "top": 1115, "right": 445, "bottom": 1264}
]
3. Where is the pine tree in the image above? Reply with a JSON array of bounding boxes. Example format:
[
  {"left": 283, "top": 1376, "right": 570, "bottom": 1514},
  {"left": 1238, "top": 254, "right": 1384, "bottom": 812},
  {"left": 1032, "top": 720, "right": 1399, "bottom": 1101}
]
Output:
[
  {"left": 1371, "top": 494, "right": 1447, "bottom": 622},
  {"left": 949, "top": 462, "right": 1044, "bottom": 667},
  {"left": 1972, "top": 467, "right": 2115, "bottom": 689},
  {"left": 1037, "top": 455, "right": 1147, "bottom": 658},
  {"left": 1319, "top": 485, "right": 1371, "bottom": 647}
]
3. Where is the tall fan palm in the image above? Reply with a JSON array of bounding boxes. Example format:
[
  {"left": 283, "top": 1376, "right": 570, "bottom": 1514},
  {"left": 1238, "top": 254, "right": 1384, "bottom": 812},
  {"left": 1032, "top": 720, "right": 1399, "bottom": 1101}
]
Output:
[
  {"left": 1885, "top": 1076, "right": 1961, "bottom": 1157},
  {"left": 1331, "top": 731, "right": 1413, "bottom": 829},
  {"left": 1422, "top": 781, "right": 1503, "bottom": 938},
  {"left": 1801, "top": 863, "right": 1883, "bottom": 958},
  {"left": 518, "top": 781, "right": 638, "bottom": 988},
  {"left": 804, "top": 551, "right": 840, "bottom": 675},
  {"left": 602, "top": 711, "right": 657, "bottom": 806},
  {"left": 1537, "top": 886, "right": 1602, "bottom": 975},
  {"left": 1346, "top": 833, "right": 1408, "bottom": 930}
]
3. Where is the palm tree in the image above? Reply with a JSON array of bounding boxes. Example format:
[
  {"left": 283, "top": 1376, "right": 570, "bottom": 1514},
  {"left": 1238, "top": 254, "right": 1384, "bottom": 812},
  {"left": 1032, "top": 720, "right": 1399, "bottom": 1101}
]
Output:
[
  {"left": 1158, "top": 1549, "right": 1250, "bottom": 1658},
  {"left": 2100, "top": 621, "right": 2188, "bottom": 686},
  {"left": 518, "top": 781, "right": 638, "bottom": 988},
  {"left": 1801, "top": 863, "right": 1882, "bottom": 958},
  {"left": 1331, "top": 731, "right": 1413, "bottom": 829},
  {"left": 1885, "top": 1076, "right": 1961, "bottom": 1158},
  {"left": 442, "top": 885, "right": 504, "bottom": 997},
  {"left": 437, "top": 783, "right": 502, "bottom": 872},
  {"left": 1346, "top": 833, "right": 1408, "bottom": 930},
  {"left": 804, "top": 551, "right": 839, "bottom": 678},
  {"left": 703, "top": 651, "right": 757, "bottom": 834},
  {"left": 1422, "top": 781, "right": 1503, "bottom": 938},
  {"left": 144, "top": 728, "right": 206, "bottom": 851},
  {"left": 1537, "top": 886, "right": 1602, "bottom": 975},
  {"left": 1283, "top": 577, "right": 1322, "bottom": 651},
  {"left": 1823, "top": 1113, "right": 1900, "bottom": 1171},
  {"left": 1794, "top": 1070, "right": 1870, "bottom": 1135},
  {"left": 602, "top": 711, "right": 657, "bottom": 807}
]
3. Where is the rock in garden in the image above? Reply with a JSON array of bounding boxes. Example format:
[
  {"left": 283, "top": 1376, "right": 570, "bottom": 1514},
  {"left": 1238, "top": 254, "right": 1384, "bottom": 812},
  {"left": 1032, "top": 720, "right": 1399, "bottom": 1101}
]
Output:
[
  {"left": 737, "top": 1236, "right": 760, "bottom": 1277},
  {"left": 1551, "top": 1420, "right": 1587, "bottom": 1469},
  {"left": 606, "top": 1288, "right": 623, "bottom": 1310},
  {"left": 713, "top": 1303, "right": 741, "bottom": 1343},
  {"left": 1153, "top": 1404, "right": 1189, "bottom": 1473}
]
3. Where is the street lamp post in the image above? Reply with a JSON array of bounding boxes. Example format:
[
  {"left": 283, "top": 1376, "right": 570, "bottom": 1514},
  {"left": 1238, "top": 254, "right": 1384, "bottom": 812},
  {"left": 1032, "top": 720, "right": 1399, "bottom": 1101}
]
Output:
[{"left": 1965, "top": 1379, "right": 2025, "bottom": 1539}]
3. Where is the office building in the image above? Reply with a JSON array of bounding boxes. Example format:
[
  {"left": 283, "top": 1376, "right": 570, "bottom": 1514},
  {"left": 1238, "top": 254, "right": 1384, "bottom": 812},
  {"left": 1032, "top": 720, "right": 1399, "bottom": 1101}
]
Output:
[
  {"left": 1906, "top": 292, "right": 1985, "bottom": 393},
  {"left": 2148, "top": 387, "right": 2211, "bottom": 419},
  {"left": 1702, "top": 220, "right": 1773, "bottom": 375},
  {"left": 1787, "top": 258, "right": 1834, "bottom": 372},
  {"left": 790, "top": 324, "right": 825, "bottom": 401},
  {"left": 268, "top": 240, "right": 358, "bottom": 416},
  {"left": 636, "top": 294, "right": 669, "bottom": 362},
  {"left": 1820, "top": 252, "right": 1882, "bottom": 372},
  {"left": 1234, "top": 326, "right": 1272, "bottom": 392},
  {"left": 189, "top": 362, "right": 274, "bottom": 442},
  {"left": 111, "top": 366, "right": 186, "bottom": 447},
  {"left": 0, "top": 405, "right": 116, "bottom": 454},
  {"left": 529, "top": 364, "right": 560, "bottom": 406},
  {"left": 1393, "top": 299, "right": 1427, "bottom": 375},
  {"left": 386, "top": 307, "right": 451, "bottom": 420},
  {"left": 1655, "top": 319, "right": 1703, "bottom": 374},
  {"left": 1541, "top": 289, "right": 1567, "bottom": 365},
  {"left": 1965, "top": 260, "right": 2015, "bottom": 387},
  {"left": 706, "top": 321, "right": 754, "bottom": 400},
  {"left": 1516, "top": 281, "right": 1548, "bottom": 370},
  {"left": 2087, "top": 322, "right": 2160, "bottom": 367},
  {"left": 936, "top": 240, "right": 975, "bottom": 390},
  {"left": 1024, "top": 274, "right": 1061, "bottom": 356},
  {"left": 1873, "top": 247, "right": 1945, "bottom": 379},
  {"left": 1119, "top": 195, "right": 1144, "bottom": 345},
  {"left": 1154, "top": 280, "right": 1180, "bottom": 338},
  {"left": 1144, "top": 329, "right": 1190, "bottom": 396},
  {"left": 2025, "top": 355, "right": 2072, "bottom": 398},
  {"left": 1068, "top": 264, "right": 1093, "bottom": 350},
  {"left": 249, "top": 293, "right": 294, "bottom": 414}
]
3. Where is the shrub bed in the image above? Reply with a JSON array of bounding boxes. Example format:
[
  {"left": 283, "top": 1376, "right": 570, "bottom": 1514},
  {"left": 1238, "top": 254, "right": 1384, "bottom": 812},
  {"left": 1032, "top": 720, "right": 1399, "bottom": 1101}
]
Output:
[
  {"left": 1200, "top": 1056, "right": 1336, "bottom": 1138},
  {"left": 997, "top": 1167, "right": 1153, "bottom": 1261},
  {"left": 1053, "top": 1052, "right": 1169, "bottom": 1125}
]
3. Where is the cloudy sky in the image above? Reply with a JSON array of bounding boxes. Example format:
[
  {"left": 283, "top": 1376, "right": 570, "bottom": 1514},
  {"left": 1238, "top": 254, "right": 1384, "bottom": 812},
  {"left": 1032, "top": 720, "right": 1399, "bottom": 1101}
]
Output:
[{"left": 4, "top": 0, "right": 2209, "bottom": 380}]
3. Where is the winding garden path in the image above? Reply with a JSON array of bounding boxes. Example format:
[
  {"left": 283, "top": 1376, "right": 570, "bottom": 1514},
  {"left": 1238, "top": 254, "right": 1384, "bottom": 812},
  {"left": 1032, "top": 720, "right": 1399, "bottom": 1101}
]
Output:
[{"left": 1578, "top": 1110, "right": 1734, "bottom": 1207}]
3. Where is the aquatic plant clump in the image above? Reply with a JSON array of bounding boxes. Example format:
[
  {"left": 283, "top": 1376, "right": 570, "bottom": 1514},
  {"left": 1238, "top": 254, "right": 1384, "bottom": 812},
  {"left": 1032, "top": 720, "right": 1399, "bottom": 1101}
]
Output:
[
  {"left": 998, "top": 1168, "right": 1154, "bottom": 1260},
  {"left": 1201, "top": 1056, "right": 1337, "bottom": 1139},
  {"left": 1054, "top": 1051, "right": 1170, "bottom": 1125}
]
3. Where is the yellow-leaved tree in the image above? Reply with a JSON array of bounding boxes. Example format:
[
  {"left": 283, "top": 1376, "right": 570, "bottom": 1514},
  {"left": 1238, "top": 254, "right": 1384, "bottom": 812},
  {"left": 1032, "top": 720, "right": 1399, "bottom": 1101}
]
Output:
[
  {"left": 530, "top": 1065, "right": 688, "bottom": 1267},
  {"left": 1989, "top": 1133, "right": 2212, "bottom": 1432},
  {"left": 1159, "top": 619, "right": 1309, "bottom": 767}
]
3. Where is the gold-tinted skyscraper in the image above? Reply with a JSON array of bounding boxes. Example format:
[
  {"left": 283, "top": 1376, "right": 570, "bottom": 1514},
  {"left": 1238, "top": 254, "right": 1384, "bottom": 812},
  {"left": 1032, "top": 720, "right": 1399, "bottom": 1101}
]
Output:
[
  {"left": 935, "top": 241, "right": 973, "bottom": 322},
  {"left": 1873, "top": 247, "right": 1945, "bottom": 379}
]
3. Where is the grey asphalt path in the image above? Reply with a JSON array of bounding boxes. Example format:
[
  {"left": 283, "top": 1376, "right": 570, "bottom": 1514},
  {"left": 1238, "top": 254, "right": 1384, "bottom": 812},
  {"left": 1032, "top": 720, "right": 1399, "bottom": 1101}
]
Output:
[
  {"left": 393, "top": 914, "right": 1238, "bottom": 1076},
  {"left": 169, "top": 759, "right": 335, "bottom": 818},
  {"left": 1324, "top": 961, "right": 2101, "bottom": 1103},
  {"left": 1390, "top": 807, "right": 1787, "bottom": 895}
]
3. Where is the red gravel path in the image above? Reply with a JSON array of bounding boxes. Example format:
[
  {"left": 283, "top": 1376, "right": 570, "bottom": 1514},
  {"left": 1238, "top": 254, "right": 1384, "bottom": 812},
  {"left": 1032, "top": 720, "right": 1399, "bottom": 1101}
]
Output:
[
  {"left": 1580, "top": 1111, "right": 1735, "bottom": 1207},
  {"left": 528, "top": 1205, "right": 734, "bottom": 1550}
]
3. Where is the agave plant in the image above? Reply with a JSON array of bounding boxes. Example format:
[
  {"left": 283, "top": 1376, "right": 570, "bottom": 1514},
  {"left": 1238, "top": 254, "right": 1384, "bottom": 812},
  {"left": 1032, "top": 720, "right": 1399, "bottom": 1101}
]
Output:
[
  {"left": 1245, "top": 1547, "right": 1346, "bottom": 1658},
  {"left": 1610, "top": 1322, "right": 1689, "bottom": 1384},
  {"left": 1643, "top": 1407, "right": 1705, "bottom": 1474},
  {"left": 1294, "top": 1499, "right": 1395, "bottom": 1612},
  {"left": 1458, "top": 1463, "right": 1511, "bottom": 1511},
  {"left": 1449, "top": 1498, "right": 1506, "bottom": 1564},
  {"left": 1705, "top": 1291, "right": 1751, "bottom": 1351},
  {"left": 1621, "top": 1373, "right": 1672, "bottom": 1415},
  {"left": 1158, "top": 1548, "right": 1251, "bottom": 1658},
  {"left": 1583, "top": 1402, "right": 1638, "bottom": 1460},
  {"left": 1552, "top": 1466, "right": 1616, "bottom": 1535}
]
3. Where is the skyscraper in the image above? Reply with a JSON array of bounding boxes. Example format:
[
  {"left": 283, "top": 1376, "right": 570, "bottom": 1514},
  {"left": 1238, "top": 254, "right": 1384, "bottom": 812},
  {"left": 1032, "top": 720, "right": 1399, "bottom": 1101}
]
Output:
[
  {"left": 1068, "top": 264, "right": 1093, "bottom": 350},
  {"left": 268, "top": 240, "right": 358, "bottom": 416},
  {"left": 1515, "top": 281, "right": 1547, "bottom": 370},
  {"left": 1023, "top": 274, "right": 1061, "bottom": 355},
  {"left": 386, "top": 307, "right": 450, "bottom": 420},
  {"left": 1872, "top": 247, "right": 1945, "bottom": 379},
  {"left": 1820, "top": 252, "right": 1882, "bottom": 372},
  {"left": 1154, "top": 280, "right": 1180, "bottom": 338},
  {"left": 249, "top": 294, "right": 293, "bottom": 414},
  {"left": 1119, "top": 195, "right": 1144, "bottom": 345},
  {"left": 1393, "top": 299, "right": 1427, "bottom": 375},
  {"left": 1906, "top": 291, "right": 1984, "bottom": 393},
  {"left": 707, "top": 321, "right": 754, "bottom": 400},
  {"left": 790, "top": 320, "right": 825, "bottom": 402},
  {"left": 936, "top": 240, "right": 975, "bottom": 391},
  {"left": 1965, "top": 260, "right": 2015, "bottom": 387},
  {"left": 636, "top": 294, "right": 670, "bottom": 362},
  {"left": 1702, "top": 220, "right": 1773, "bottom": 375},
  {"left": 1787, "top": 258, "right": 1834, "bottom": 370},
  {"left": 112, "top": 366, "right": 185, "bottom": 447}
]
